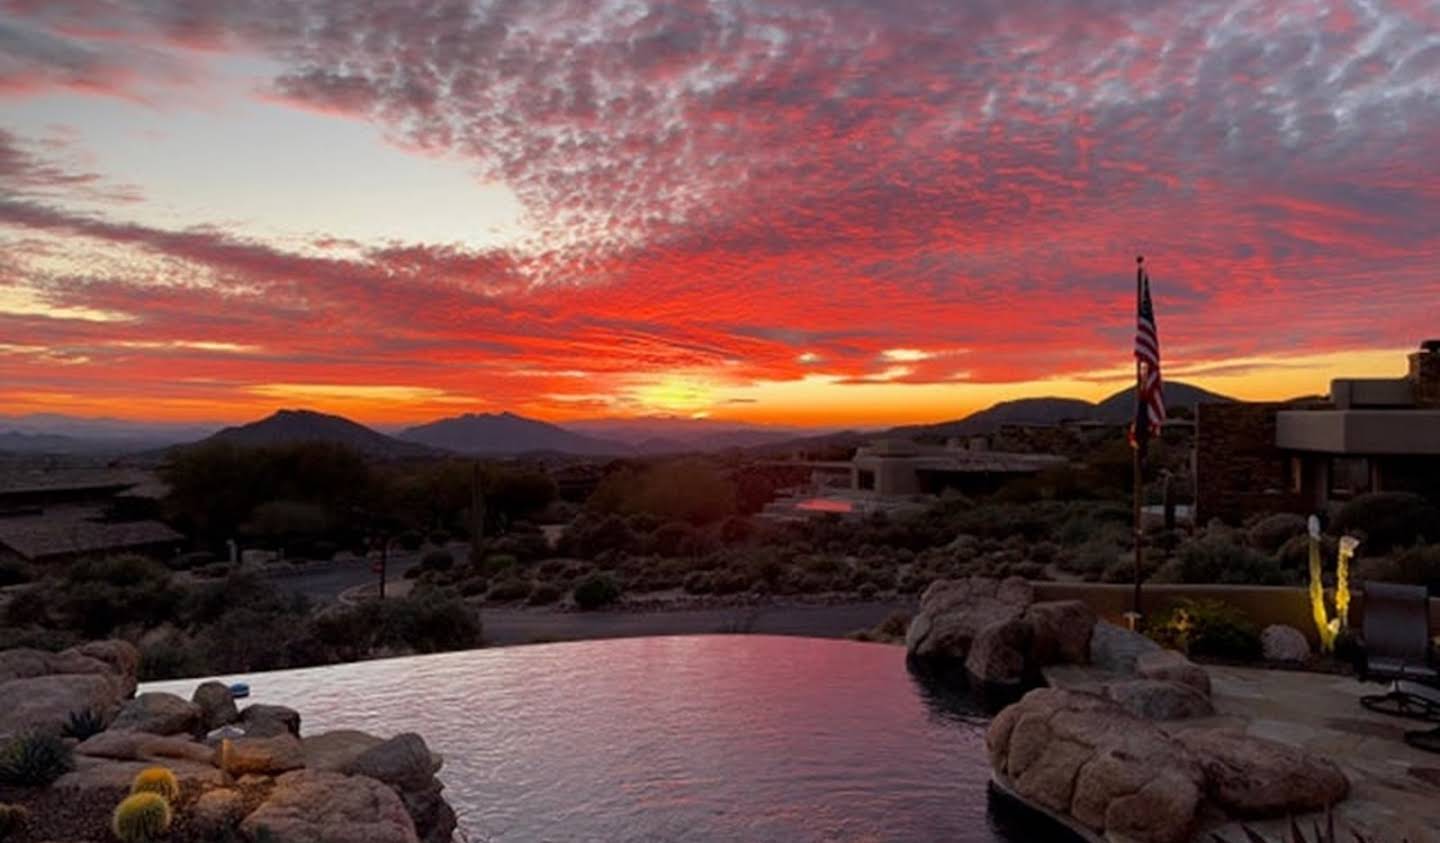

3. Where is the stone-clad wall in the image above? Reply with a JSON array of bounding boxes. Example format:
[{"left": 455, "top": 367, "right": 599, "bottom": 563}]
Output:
[
  {"left": 1195, "top": 402, "right": 1303, "bottom": 524},
  {"left": 1410, "top": 349, "right": 1440, "bottom": 408}
]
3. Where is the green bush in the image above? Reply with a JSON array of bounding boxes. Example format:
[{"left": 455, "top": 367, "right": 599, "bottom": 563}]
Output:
[
  {"left": 487, "top": 577, "right": 532, "bottom": 602},
  {"left": 1169, "top": 534, "right": 1287, "bottom": 585},
  {"left": 527, "top": 583, "right": 563, "bottom": 605},
  {"left": 1356, "top": 543, "right": 1440, "bottom": 587},
  {"left": 0, "top": 732, "right": 74, "bottom": 786},
  {"left": 573, "top": 574, "right": 621, "bottom": 610},
  {"left": 420, "top": 549, "right": 454, "bottom": 572},
  {"left": 112, "top": 791, "right": 172, "bottom": 843},
  {"left": 1146, "top": 599, "right": 1261, "bottom": 661},
  {"left": 60, "top": 555, "right": 181, "bottom": 638},
  {"left": 1332, "top": 492, "right": 1439, "bottom": 553},
  {"left": 1247, "top": 513, "right": 1308, "bottom": 555},
  {"left": 683, "top": 571, "right": 713, "bottom": 594}
]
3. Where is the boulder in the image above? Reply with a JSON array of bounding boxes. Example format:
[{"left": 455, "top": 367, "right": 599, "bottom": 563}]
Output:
[
  {"left": 906, "top": 576, "right": 1033, "bottom": 663},
  {"left": 219, "top": 734, "right": 306, "bottom": 776},
  {"left": 68, "top": 640, "right": 140, "bottom": 697},
  {"left": 1174, "top": 728, "right": 1349, "bottom": 817},
  {"left": 193, "top": 681, "right": 239, "bottom": 731},
  {"left": 193, "top": 787, "right": 246, "bottom": 833},
  {"left": 110, "top": 692, "right": 201, "bottom": 736},
  {"left": 53, "top": 755, "right": 228, "bottom": 792},
  {"left": 1089, "top": 621, "right": 1161, "bottom": 674},
  {"left": 343, "top": 733, "right": 453, "bottom": 843},
  {"left": 1261, "top": 625, "right": 1311, "bottom": 663},
  {"left": 965, "top": 618, "right": 1032, "bottom": 687},
  {"left": 1102, "top": 679, "right": 1215, "bottom": 720},
  {"left": 0, "top": 640, "right": 138, "bottom": 698},
  {"left": 1136, "top": 649, "right": 1211, "bottom": 696},
  {"left": 987, "top": 687, "right": 1203, "bottom": 843},
  {"left": 302, "top": 729, "right": 386, "bottom": 772},
  {"left": 76, "top": 730, "right": 217, "bottom": 765},
  {"left": 0, "top": 673, "right": 126, "bottom": 737},
  {"left": 240, "top": 703, "right": 301, "bottom": 737},
  {"left": 240, "top": 770, "right": 419, "bottom": 843},
  {"left": 1023, "top": 600, "right": 1096, "bottom": 665}
]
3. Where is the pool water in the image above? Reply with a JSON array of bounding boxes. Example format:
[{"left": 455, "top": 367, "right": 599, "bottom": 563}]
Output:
[{"left": 151, "top": 635, "right": 1054, "bottom": 842}]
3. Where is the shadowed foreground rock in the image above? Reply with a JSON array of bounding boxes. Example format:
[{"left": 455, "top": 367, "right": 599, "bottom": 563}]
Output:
[
  {"left": 242, "top": 769, "right": 418, "bottom": 843},
  {"left": 0, "top": 640, "right": 140, "bottom": 737}
]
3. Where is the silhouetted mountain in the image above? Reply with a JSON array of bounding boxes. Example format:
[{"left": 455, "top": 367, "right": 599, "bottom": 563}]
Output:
[
  {"left": 1092, "top": 382, "right": 1234, "bottom": 421},
  {"left": 400, "top": 412, "right": 628, "bottom": 456},
  {"left": 0, "top": 414, "right": 215, "bottom": 452},
  {"left": 564, "top": 416, "right": 808, "bottom": 451},
  {"left": 197, "top": 409, "right": 436, "bottom": 458}
]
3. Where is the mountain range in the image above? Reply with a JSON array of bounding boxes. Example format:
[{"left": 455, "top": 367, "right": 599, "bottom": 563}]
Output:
[{"left": 3, "top": 381, "right": 1235, "bottom": 459}]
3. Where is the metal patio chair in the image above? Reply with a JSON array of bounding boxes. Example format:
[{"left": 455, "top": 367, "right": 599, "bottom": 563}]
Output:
[{"left": 1356, "top": 581, "right": 1440, "bottom": 722}]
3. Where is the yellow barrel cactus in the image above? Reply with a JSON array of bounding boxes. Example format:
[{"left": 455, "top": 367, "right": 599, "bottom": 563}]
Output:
[
  {"left": 112, "top": 791, "right": 172, "bottom": 843},
  {"left": 130, "top": 766, "right": 180, "bottom": 801}
]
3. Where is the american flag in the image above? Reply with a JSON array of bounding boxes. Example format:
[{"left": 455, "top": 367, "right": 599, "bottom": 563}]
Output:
[{"left": 1130, "top": 258, "right": 1164, "bottom": 454}]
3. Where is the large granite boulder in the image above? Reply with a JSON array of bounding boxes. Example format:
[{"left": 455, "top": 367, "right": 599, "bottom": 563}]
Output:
[
  {"left": 110, "top": 691, "right": 201, "bottom": 736},
  {"left": 987, "top": 687, "right": 1204, "bottom": 843},
  {"left": 241, "top": 770, "right": 419, "bottom": 843},
  {"left": 76, "top": 730, "right": 217, "bottom": 765},
  {"left": 1260, "top": 625, "right": 1311, "bottom": 663},
  {"left": 344, "top": 733, "right": 453, "bottom": 843},
  {"left": 240, "top": 703, "right": 301, "bottom": 737},
  {"left": 906, "top": 576, "right": 1034, "bottom": 662},
  {"left": 0, "top": 673, "right": 126, "bottom": 738},
  {"left": 193, "top": 787, "right": 246, "bottom": 835},
  {"left": 1089, "top": 621, "right": 1161, "bottom": 674},
  {"left": 965, "top": 618, "right": 1032, "bottom": 687},
  {"left": 1136, "top": 649, "right": 1211, "bottom": 696},
  {"left": 54, "top": 755, "right": 227, "bottom": 792},
  {"left": 1102, "top": 679, "right": 1215, "bottom": 720},
  {"left": 219, "top": 734, "right": 306, "bottom": 776},
  {"left": 193, "top": 681, "right": 240, "bottom": 731},
  {"left": 69, "top": 640, "right": 140, "bottom": 697},
  {"left": 302, "top": 729, "right": 386, "bottom": 772},
  {"left": 1174, "top": 728, "right": 1349, "bottom": 816},
  {"left": 1023, "top": 600, "right": 1096, "bottom": 665}
]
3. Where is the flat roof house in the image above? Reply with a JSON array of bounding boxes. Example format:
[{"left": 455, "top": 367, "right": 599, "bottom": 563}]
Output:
[{"left": 1196, "top": 341, "right": 1440, "bottom": 523}]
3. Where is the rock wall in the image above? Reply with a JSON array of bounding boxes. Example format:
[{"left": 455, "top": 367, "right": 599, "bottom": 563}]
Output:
[{"left": 1194, "top": 402, "right": 1304, "bottom": 524}]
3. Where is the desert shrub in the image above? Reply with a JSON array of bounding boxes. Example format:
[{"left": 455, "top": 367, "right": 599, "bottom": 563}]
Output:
[
  {"left": 1170, "top": 534, "right": 1287, "bottom": 585},
  {"left": 112, "top": 791, "right": 172, "bottom": 843},
  {"left": 1276, "top": 533, "right": 1339, "bottom": 572},
  {"left": 137, "top": 638, "right": 206, "bottom": 682},
  {"left": 486, "top": 577, "right": 532, "bottom": 602},
  {"left": 0, "top": 803, "right": 28, "bottom": 836},
  {"left": 420, "top": 549, "right": 454, "bottom": 572},
  {"left": 381, "top": 593, "right": 483, "bottom": 652},
  {"left": 1027, "top": 541, "right": 1060, "bottom": 567},
  {"left": 1356, "top": 543, "right": 1440, "bottom": 589},
  {"left": 62, "top": 708, "right": 108, "bottom": 741},
  {"left": 0, "top": 732, "right": 74, "bottom": 786},
  {"left": 683, "top": 571, "right": 713, "bottom": 594},
  {"left": 0, "top": 559, "right": 32, "bottom": 587},
  {"left": 194, "top": 562, "right": 233, "bottom": 579},
  {"left": 1063, "top": 538, "right": 1123, "bottom": 580},
  {"left": 60, "top": 555, "right": 181, "bottom": 638},
  {"left": 1146, "top": 599, "right": 1261, "bottom": 661},
  {"left": 650, "top": 522, "right": 696, "bottom": 557},
  {"left": 857, "top": 582, "right": 879, "bottom": 599},
  {"left": 573, "top": 574, "right": 621, "bottom": 610},
  {"left": 709, "top": 571, "right": 751, "bottom": 595},
  {"left": 1247, "top": 513, "right": 1308, "bottom": 554},
  {"left": 719, "top": 515, "right": 756, "bottom": 545},
  {"left": 558, "top": 515, "right": 639, "bottom": 559},
  {"left": 130, "top": 766, "right": 180, "bottom": 800},
  {"left": 1331, "top": 492, "right": 1440, "bottom": 553},
  {"left": 527, "top": 583, "right": 563, "bottom": 605}
]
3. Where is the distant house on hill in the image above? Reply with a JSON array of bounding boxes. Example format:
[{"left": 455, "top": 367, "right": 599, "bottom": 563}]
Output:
[
  {"left": 0, "top": 470, "right": 182, "bottom": 564},
  {"left": 1196, "top": 341, "right": 1440, "bottom": 523}
]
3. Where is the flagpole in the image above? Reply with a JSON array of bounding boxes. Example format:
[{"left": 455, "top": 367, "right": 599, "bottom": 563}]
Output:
[{"left": 1132, "top": 255, "right": 1145, "bottom": 620}]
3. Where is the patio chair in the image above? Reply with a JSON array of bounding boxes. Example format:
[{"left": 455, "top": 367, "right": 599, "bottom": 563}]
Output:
[
  {"left": 1405, "top": 725, "right": 1440, "bottom": 754},
  {"left": 1356, "top": 581, "right": 1440, "bottom": 722}
]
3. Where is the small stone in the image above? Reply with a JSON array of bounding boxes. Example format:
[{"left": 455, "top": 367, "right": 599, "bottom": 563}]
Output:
[
  {"left": 1261, "top": 625, "right": 1311, "bottom": 663},
  {"left": 193, "top": 787, "right": 246, "bottom": 831}
]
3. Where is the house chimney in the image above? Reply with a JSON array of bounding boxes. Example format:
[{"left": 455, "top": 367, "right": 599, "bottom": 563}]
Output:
[{"left": 1410, "top": 340, "right": 1440, "bottom": 407}]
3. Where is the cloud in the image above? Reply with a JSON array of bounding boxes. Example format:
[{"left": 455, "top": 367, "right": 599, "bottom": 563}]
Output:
[{"left": 0, "top": 0, "right": 1436, "bottom": 422}]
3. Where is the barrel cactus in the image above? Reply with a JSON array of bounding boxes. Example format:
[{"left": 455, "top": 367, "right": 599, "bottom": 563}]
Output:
[
  {"left": 130, "top": 766, "right": 180, "bottom": 801},
  {"left": 0, "top": 803, "right": 30, "bottom": 836},
  {"left": 112, "top": 792, "right": 172, "bottom": 843}
]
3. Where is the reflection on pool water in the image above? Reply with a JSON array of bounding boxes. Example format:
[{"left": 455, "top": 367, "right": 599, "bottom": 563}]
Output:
[{"left": 150, "top": 635, "right": 1050, "bottom": 842}]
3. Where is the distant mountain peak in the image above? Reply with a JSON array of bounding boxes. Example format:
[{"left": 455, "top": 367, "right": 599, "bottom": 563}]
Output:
[
  {"left": 194, "top": 407, "right": 435, "bottom": 459},
  {"left": 399, "top": 411, "right": 628, "bottom": 456}
]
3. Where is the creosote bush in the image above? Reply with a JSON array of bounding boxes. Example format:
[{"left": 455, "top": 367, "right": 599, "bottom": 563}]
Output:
[
  {"left": 130, "top": 766, "right": 180, "bottom": 801},
  {"left": 112, "top": 791, "right": 172, "bottom": 843},
  {"left": 1146, "top": 598, "right": 1261, "bottom": 662},
  {"left": 573, "top": 573, "right": 621, "bottom": 610}
]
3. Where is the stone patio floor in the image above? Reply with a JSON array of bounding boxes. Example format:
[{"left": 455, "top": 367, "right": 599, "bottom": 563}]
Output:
[{"left": 1045, "top": 664, "right": 1440, "bottom": 843}]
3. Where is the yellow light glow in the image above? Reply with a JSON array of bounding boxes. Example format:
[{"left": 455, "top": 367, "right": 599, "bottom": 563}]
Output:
[
  {"left": 1308, "top": 532, "right": 1337, "bottom": 653},
  {"left": 631, "top": 376, "right": 716, "bottom": 413}
]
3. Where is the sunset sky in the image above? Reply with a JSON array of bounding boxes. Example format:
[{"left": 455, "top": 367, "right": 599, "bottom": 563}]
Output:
[{"left": 2, "top": 0, "right": 1437, "bottom": 427}]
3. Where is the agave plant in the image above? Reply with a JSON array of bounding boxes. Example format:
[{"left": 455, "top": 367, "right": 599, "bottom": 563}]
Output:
[{"left": 1212, "top": 807, "right": 1402, "bottom": 843}]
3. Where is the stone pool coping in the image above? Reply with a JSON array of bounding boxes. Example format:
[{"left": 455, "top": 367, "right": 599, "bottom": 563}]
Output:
[{"left": 1042, "top": 663, "right": 1440, "bottom": 842}]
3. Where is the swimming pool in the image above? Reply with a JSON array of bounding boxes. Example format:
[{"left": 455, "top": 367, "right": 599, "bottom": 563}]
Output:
[{"left": 150, "top": 635, "right": 1056, "bottom": 842}]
